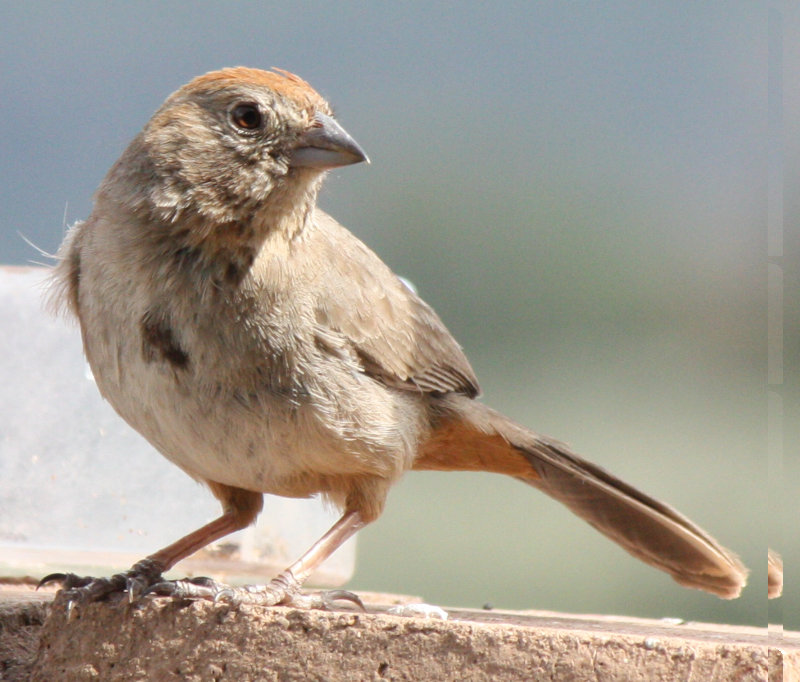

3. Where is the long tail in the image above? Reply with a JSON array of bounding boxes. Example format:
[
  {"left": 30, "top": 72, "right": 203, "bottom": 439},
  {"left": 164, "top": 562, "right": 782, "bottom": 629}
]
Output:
[{"left": 414, "top": 396, "right": 747, "bottom": 599}]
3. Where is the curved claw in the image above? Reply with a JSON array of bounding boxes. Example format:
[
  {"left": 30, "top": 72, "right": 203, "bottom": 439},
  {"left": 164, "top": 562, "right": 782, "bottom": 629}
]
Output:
[
  {"left": 38, "top": 572, "right": 92, "bottom": 590},
  {"left": 126, "top": 575, "right": 151, "bottom": 603},
  {"left": 212, "top": 587, "right": 239, "bottom": 605},
  {"left": 320, "top": 589, "right": 366, "bottom": 612},
  {"left": 38, "top": 572, "right": 67, "bottom": 589}
]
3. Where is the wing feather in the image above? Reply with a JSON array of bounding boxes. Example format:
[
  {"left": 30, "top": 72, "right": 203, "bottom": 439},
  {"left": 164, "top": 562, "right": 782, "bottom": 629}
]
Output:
[{"left": 308, "top": 211, "right": 479, "bottom": 397}]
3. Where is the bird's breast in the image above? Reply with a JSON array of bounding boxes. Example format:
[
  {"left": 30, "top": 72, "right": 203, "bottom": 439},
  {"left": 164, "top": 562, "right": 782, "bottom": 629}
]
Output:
[{"left": 78, "top": 271, "right": 424, "bottom": 497}]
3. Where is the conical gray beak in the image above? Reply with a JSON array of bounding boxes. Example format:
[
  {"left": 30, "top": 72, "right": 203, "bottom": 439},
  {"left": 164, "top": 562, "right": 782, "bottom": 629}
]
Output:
[{"left": 289, "top": 112, "right": 369, "bottom": 169}]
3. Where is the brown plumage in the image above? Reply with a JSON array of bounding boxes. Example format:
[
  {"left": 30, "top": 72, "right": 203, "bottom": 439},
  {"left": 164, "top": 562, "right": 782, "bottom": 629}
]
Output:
[{"left": 46, "top": 67, "right": 747, "bottom": 607}]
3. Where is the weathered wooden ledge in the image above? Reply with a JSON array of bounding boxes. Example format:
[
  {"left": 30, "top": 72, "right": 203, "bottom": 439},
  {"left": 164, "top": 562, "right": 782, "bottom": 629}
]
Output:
[{"left": 1, "top": 584, "right": 796, "bottom": 681}]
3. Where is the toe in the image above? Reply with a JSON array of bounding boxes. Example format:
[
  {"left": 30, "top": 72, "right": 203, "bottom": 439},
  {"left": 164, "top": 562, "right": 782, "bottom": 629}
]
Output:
[{"left": 144, "top": 578, "right": 222, "bottom": 600}]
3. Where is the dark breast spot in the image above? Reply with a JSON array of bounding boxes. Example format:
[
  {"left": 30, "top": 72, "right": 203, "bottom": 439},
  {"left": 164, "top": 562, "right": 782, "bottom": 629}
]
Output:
[
  {"left": 219, "top": 247, "right": 256, "bottom": 287},
  {"left": 141, "top": 311, "right": 190, "bottom": 369}
]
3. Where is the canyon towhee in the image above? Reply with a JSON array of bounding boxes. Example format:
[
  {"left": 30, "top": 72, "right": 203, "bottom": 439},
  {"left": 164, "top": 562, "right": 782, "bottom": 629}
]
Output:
[{"left": 44, "top": 67, "right": 747, "bottom": 608}]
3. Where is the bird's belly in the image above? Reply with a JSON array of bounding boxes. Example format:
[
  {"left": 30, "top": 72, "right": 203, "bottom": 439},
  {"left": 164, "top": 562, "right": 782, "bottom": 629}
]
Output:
[{"left": 87, "top": 339, "right": 420, "bottom": 497}]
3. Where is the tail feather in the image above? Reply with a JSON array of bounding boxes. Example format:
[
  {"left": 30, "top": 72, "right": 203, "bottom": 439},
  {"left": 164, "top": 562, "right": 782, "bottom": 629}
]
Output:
[{"left": 416, "top": 397, "right": 747, "bottom": 599}]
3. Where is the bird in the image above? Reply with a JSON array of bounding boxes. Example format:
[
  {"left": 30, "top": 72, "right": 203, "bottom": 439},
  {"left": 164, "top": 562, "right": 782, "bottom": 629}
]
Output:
[{"left": 43, "top": 67, "right": 747, "bottom": 608}]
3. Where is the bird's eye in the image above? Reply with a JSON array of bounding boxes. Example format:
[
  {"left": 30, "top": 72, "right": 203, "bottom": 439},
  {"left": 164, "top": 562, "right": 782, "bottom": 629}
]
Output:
[{"left": 230, "top": 103, "right": 263, "bottom": 131}]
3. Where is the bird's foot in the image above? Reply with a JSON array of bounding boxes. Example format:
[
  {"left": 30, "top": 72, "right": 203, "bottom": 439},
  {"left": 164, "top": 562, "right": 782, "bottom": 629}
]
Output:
[
  {"left": 38, "top": 558, "right": 167, "bottom": 617},
  {"left": 146, "top": 570, "right": 365, "bottom": 611}
]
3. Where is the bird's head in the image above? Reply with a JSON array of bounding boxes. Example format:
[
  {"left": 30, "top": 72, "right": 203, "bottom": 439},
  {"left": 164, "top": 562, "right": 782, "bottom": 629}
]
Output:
[{"left": 102, "top": 67, "right": 368, "bottom": 238}]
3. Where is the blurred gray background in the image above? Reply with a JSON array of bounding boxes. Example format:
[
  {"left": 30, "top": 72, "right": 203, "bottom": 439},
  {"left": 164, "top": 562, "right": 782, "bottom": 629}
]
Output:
[{"left": 1, "top": 3, "right": 794, "bottom": 628}]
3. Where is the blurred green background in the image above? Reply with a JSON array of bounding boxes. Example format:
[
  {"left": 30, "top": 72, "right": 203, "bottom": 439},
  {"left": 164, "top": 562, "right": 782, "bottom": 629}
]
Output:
[{"left": 1, "top": 3, "right": 794, "bottom": 628}]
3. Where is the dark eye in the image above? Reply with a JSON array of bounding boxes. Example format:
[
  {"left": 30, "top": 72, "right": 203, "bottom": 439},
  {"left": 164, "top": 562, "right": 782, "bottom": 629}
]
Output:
[{"left": 230, "top": 103, "right": 263, "bottom": 131}]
